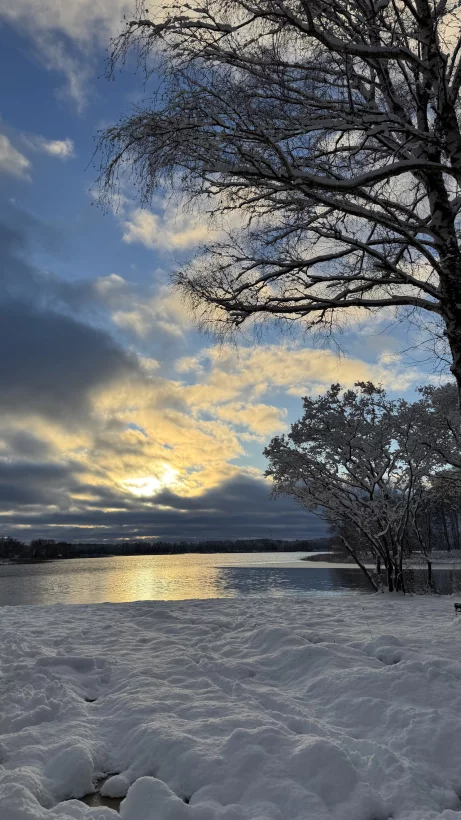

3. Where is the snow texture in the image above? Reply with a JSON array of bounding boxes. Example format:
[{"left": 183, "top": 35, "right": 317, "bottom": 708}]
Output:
[{"left": 2, "top": 595, "right": 461, "bottom": 819}]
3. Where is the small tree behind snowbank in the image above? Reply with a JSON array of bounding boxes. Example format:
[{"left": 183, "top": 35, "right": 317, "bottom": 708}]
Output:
[{"left": 265, "top": 383, "right": 461, "bottom": 592}]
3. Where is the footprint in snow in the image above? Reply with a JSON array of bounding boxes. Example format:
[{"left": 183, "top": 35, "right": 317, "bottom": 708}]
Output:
[{"left": 35, "top": 655, "right": 111, "bottom": 702}]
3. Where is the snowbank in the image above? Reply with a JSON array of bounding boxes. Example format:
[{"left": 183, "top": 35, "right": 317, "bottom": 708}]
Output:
[{"left": 2, "top": 595, "right": 461, "bottom": 819}]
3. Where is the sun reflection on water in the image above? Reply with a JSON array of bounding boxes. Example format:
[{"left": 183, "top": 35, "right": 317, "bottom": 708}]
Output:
[
  {"left": 11, "top": 554, "right": 231, "bottom": 606},
  {"left": 93, "top": 556, "right": 226, "bottom": 604}
]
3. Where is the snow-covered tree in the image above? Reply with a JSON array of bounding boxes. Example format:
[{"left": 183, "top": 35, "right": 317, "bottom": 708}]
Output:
[
  {"left": 415, "top": 470, "right": 461, "bottom": 552},
  {"left": 101, "top": 1, "right": 461, "bottom": 393},
  {"left": 264, "top": 382, "right": 446, "bottom": 591},
  {"left": 416, "top": 382, "right": 461, "bottom": 465},
  {"left": 413, "top": 383, "right": 461, "bottom": 554}
]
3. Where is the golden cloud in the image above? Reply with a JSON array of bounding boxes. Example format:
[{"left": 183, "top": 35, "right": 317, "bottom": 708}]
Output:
[
  {"left": 122, "top": 207, "right": 211, "bottom": 252},
  {"left": 112, "top": 285, "right": 194, "bottom": 340},
  {"left": 2, "top": 338, "right": 423, "bottom": 521},
  {"left": 179, "top": 343, "right": 416, "bottom": 406}
]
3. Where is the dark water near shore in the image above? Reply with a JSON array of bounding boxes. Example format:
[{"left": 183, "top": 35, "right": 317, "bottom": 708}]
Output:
[{"left": 0, "top": 552, "right": 460, "bottom": 606}]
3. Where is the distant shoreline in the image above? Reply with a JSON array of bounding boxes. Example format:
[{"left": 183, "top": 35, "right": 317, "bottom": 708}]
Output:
[
  {"left": 302, "top": 551, "right": 461, "bottom": 569},
  {"left": 0, "top": 542, "right": 333, "bottom": 565}
]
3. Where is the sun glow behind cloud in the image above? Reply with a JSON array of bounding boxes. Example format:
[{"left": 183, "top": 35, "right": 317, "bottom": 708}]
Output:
[{"left": 122, "top": 467, "right": 180, "bottom": 498}]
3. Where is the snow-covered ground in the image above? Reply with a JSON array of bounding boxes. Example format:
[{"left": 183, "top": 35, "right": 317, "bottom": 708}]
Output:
[{"left": 2, "top": 594, "right": 461, "bottom": 820}]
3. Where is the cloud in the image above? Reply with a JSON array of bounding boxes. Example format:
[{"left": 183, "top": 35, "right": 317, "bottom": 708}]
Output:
[
  {"left": 25, "top": 135, "right": 75, "bottom": 159},
  {"left": 0, "top": 0, "right": 132, "bottom": 43},
  {"left": 0, "top": 473, "right": 325, "bottom": 542},
  {"left": 118, "top": 191, "right": 248, "bottom": 254},
  {"left": 33, "top": 32, "right": 93, "bottom": 111},
  {"left": 122, "top": 207, "right": 211, "bottom": 251},
  {"left": 60, "top": 270, "right": 196, "bottom": 356},
  {"left": 0, "top": 301, "right": 139, "bottom": 423},
  {"left": 213, "top": 402, "right": 287, "bottom": 436},
  {"left": 0, "top": 1, "right": 134, "bottom": 109},
  {"left": 0, "top": 207, "right": 81, "bottom": 307},
  {"left": 179, "top": 343, "right": 418, "bottom": 410},
  {"left": 0, "top": 459, "right": 81, "bottom": 509},
  {"left": 0, "top": 429, "right": 54, "bottom": 460},
  {"left": 111, "top": 284, "right": 194, "bottom": 342},
  {"left": 0, "top": 134, "right": 30, "bottom": 178}
]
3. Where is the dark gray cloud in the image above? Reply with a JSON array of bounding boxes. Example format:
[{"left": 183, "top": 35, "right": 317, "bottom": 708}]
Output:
[
  {"left": 0, "top": 430, "right": 53, "bottom": 460},
  {"left": 0, "top": 459, "right": 81, "bottom": 508},
  {"left": 0, "top": 202, "right": 191, "bottom": 364},
  {"left": 0, "top": 300, "right": 138, "bottom": 421},
  {"left": 0, "top": 474, "right": 325, "bottom": 542},
  {"left": 0, "top": 202, "right": 141, "bottom": 422},
  {"left": 0, "top": 202, "right": 124, "bottom": 324},
  {"left": 0, "top": 206, "right": 66, "bottom": 304}
]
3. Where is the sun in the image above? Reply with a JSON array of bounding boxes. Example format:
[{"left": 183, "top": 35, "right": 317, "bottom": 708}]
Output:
[{"left": 123, "top": 465, "right": 179, "bottom": 498}]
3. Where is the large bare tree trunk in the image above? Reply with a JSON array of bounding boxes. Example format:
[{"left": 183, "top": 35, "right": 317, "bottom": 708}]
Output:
[{"left": 442, "top": 293, "right": 461, "bottom": 406}]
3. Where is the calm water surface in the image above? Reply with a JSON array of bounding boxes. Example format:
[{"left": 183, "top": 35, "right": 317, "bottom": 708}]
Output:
[{"left": 0, "top": 552, "right": 460, "bottom": 606}]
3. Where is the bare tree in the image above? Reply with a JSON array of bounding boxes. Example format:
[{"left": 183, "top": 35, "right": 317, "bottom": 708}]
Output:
[{"left": 100, "top": 1, "right": 461, "bottom": 390}]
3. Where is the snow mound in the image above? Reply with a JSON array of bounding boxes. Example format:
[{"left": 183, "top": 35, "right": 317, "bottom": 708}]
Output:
[
  {"left": 45, "top": 744, "right": 95, "bottom": 801},
  {"left": 100, "top": 774, "right": 130, "bottom": 799},
  {"left": 0, "top": 783, "right": 117, "bottom": 819},
  {"left": 120, "top": 778, "right": 188, "bottom": 820},
  {"left": 1, "top": 595, "right": 461, "bottom": 819}
]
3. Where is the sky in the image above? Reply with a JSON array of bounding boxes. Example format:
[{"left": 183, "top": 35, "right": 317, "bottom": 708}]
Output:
[{"left": 0, "top": 1, "right": 437, "bottom": 543}]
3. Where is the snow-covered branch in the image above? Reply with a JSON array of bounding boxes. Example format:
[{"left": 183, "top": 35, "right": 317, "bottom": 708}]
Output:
[{"left": 100, "top": 0, "right": 461, "bottom": 391}]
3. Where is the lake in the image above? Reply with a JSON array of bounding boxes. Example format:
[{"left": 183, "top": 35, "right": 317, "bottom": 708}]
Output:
[{"left": 1, "top": 553, "right": 461, "bottom": 606}]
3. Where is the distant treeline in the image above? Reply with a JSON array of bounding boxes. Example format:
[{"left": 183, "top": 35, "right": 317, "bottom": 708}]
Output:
[{"left": 0, "top": 536, "right": 334, "bottom": 563}]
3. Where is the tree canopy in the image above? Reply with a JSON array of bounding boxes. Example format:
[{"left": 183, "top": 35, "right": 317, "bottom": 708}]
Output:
[
  {"left": 100, "top": 1, "right": 461, "bottom": 389},
  {"left": 264, "top": 381, "right": 461, "bottom": 591}
]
